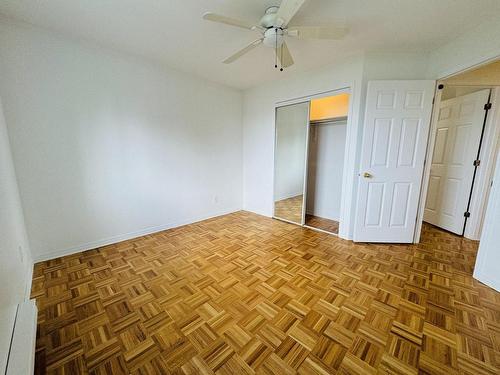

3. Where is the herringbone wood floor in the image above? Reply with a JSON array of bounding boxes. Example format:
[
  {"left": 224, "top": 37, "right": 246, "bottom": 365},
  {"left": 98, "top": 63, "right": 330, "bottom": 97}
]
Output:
[{"left": 31, "top": 211, "right": 500, "bottom": 374}]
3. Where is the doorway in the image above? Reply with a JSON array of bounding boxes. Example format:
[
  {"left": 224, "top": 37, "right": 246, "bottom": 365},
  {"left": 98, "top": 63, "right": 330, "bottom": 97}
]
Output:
[
  {"left": 423, "top": 86, "right": 492, "bottom": 236},
  {"left": 416, "top": 59, "right": 500, "bottom": 242},
  {"left": 305, "top": 94, "right": 348, "bottom": 234}
]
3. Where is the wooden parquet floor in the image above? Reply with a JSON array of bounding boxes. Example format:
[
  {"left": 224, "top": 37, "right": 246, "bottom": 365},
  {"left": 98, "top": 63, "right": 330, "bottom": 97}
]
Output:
[
  {"left": 305, "top": 215, "right": 339, "bottom": 235},
  {"left": 31, "top": 211, "right": 500, "bottom": 374},
  {"left": 274, "top": 195, "right": 303, "bottom": 224}
]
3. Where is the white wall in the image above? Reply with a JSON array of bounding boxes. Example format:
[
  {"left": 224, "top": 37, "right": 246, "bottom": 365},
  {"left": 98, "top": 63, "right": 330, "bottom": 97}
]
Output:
[
  {"left": 0, "top": 21, "right": 243, "bottom": 261},
  {"left": 0, "top": 96, "right": 32, "bottom": 374},
  {"left": 274, "top": 102, "right": 309, "bottom": 201},
  {"left": 427, "top": 17, "right": 500, "bottom": 80},
  {"left": 306, "top": 121, "right": 346, "bottom": 221},
  {"left": 359, "top": 52, "right": 432, "bottom": 134}
]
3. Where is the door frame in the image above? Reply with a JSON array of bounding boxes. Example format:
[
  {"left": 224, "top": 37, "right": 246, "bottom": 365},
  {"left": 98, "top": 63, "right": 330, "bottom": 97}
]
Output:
[
  {"left": 414, "top": 84, "right": 500, "bottom": 242},
  {"left": 272, "top": 85, "right": 355, "bottom": 238},
  {"left": 466, "top": 87, "right": 500, "bottom": 239}
]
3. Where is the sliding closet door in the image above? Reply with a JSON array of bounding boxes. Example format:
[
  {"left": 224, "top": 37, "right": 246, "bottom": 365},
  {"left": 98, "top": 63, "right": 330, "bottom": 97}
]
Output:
[{"left": 273, "top": 102, "right": 310, "bottom": 224}]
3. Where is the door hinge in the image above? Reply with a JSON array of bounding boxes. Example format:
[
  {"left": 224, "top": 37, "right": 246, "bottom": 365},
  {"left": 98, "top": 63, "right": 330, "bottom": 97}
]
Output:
[
  {"left": 464, "top": 211, "right": 471, "bottom": 218},
  {"left": 473, "top": 159, "right": 481, "bottom": 167},
  {"left": 484, "top": 103, "right": 492, "bottom": 110},
  {"left": 432, "top": 97, "right": 435, "bottom": 104}
]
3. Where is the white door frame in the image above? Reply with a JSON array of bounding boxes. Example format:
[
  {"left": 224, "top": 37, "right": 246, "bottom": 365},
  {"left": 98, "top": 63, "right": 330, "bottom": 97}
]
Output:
[
  {"left": 272, "top": 85, "right": 356, "bottom": 238},
  {"left": 473, "top": 152, "right": 500, "bottom": 292},
  {"left": 414, "top": 85, "right": 500, "bottom": 242},
  {"left": 466, "top": 87, "right": 500, "bottom": 239}
]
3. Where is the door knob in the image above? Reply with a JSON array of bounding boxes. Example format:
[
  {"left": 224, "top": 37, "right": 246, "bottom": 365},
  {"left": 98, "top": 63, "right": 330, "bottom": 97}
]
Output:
[{"left": 363, "top": 172, "right": 373, "bottom": 178}]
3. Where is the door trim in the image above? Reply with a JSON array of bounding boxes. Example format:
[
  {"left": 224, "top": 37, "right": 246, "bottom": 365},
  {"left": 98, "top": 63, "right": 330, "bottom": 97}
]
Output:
[
  {"left": 301, "top": 102, "right": 311, "bottom": 226},
  {"left": 462, "top": 91, "right": 492, "bottom": 235},
  {"left": 473, "top": 152, "right": 500, "bottom": 292},
  {"left": 414, "top": 85, "right": 440, "bottom": 243},
  {"left": 466, "top": 87, "right": 500, "bottom": 239}
]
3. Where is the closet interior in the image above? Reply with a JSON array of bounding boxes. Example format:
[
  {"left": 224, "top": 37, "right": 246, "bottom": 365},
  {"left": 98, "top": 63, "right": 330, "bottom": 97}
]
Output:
[{"left": 273, "top": 91, "right": 349, "bottom": 235}]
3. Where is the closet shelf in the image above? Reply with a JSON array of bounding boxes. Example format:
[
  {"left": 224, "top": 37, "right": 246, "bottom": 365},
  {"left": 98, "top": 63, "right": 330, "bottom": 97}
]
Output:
[{"left": 310, "top": 116, "right": 347, "bottom": 125}]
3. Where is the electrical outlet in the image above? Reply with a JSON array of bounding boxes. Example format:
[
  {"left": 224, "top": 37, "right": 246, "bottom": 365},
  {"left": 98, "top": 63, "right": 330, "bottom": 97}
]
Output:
[
  {"left": 18, "top": 245, "right": 24, "bottom": 263},
  {"left": 213, "top": 195, "right": 219, "bottom": 204}
]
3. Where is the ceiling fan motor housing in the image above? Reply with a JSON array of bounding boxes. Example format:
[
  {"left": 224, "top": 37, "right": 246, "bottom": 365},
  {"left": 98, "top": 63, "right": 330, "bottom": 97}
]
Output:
[{"left": 260, "top": 6, "right": 280, "bottom": 28}]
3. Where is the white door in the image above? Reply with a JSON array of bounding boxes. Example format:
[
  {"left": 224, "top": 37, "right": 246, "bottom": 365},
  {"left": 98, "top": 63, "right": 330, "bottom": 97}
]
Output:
[
  {"left": 424, "top": 89, "right": 490, "bottom": 235},
  {"left": 354, "top": 80, "right": 435, "bottom": 242}
]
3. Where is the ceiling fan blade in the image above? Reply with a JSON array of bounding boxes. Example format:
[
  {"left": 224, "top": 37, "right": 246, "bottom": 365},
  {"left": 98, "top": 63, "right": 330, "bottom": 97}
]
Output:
[
  {"left": 287, "top": 26, "right": 348, "bottom": 40},
  {"left": 223, "top": 39, "right": 263, "bottom": 64},
  {"left": 203, "top": 12, "right": 255, "bottom": 30},
  {"left": 276, "top": 41, "right": 294, "bottom": 68},
  {"left": 276, "top": 0, "right": 307, "bottom": 27}
]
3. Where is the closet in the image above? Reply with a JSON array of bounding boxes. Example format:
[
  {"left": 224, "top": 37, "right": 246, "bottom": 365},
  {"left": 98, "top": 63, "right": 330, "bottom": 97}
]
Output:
[{"left": 273, "top": 92, "right": 349, "bottom": 235}]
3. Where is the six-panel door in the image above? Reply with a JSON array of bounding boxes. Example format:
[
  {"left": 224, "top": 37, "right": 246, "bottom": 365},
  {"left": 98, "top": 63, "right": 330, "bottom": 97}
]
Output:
[
  {"left": 354, "top": 80, "right": 435, "bottom": 242},
  {"left": 424, "top": 89, "right": 490, "bottom": 235}
]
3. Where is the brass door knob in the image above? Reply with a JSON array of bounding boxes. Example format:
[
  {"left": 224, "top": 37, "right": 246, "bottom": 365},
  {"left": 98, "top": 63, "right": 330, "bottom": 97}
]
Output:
[{"left": 363, "top": 172, "right": 373, "bottom": 178}]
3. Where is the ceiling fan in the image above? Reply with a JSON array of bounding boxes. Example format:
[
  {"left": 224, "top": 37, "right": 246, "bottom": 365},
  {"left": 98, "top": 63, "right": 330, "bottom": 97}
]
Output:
[{"left": 202, "top": 0, "right": 348, "bottom": 70}]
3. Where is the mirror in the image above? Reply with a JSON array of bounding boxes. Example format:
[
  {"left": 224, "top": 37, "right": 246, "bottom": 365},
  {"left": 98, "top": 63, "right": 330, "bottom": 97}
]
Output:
[{"left": 274, "top": 101, "right": 310, "bottom": 224}]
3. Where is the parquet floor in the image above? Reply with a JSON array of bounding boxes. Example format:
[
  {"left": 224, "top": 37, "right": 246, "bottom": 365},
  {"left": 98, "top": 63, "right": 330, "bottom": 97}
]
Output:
[
  {"left": 31, "top": 211, "right": 500, "bottom": 374},
  {"left": 274, "top": 195, "right": 303, "bottom": 223},
  {"left": 305, "top": 215, "right": 339, "bottom": 235}
]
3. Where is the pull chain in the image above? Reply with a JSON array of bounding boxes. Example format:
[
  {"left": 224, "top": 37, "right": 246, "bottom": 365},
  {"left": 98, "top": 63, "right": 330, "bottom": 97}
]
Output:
[
  {"left": 280, "top": 43, "right": 283, "bottom": 71},
  {"left": 274, "top": 28, "right": 278, "bottom": 68}
]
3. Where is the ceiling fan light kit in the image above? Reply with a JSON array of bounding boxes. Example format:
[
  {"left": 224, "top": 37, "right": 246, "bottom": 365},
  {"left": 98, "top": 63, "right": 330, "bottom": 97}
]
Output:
[
  {"left": 263, "top": 27, "right": 284, "bottom": 48},
  {"left": 202, "top": 0, "right": 348, "bottom": 71}
]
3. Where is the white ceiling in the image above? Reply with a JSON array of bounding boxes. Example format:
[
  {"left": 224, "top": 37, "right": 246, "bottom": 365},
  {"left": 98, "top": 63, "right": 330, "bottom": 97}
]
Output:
[{"left": 1, "top": 0, "right": 499, "bottom": 90}]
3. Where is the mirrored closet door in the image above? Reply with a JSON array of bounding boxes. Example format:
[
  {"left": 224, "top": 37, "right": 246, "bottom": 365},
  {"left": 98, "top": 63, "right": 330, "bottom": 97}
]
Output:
[
  {"left": 273, "top": 91, "right": 350, "bottom": 235},
  {"left": 273, "top": 101, "right": 310, "bottom": 224}
]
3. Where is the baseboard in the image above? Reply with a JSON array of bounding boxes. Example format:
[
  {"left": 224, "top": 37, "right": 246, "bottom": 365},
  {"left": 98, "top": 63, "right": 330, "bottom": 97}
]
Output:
[
  {"left": 305, "top": 210, "right": 340, "bottom": 222},
  {"left": 5, "top": 300, "right": 37, "bottom": 375},
  {"left": 33, "top": 207, "right": 241, "bottom": 262}
]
